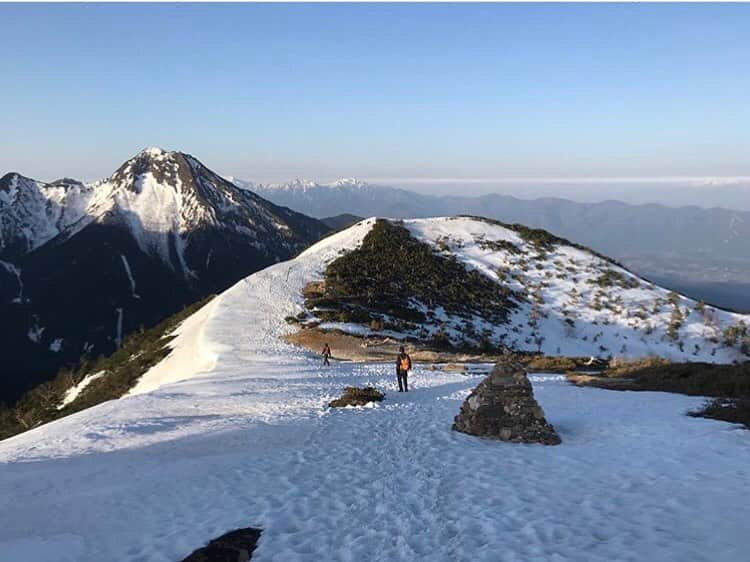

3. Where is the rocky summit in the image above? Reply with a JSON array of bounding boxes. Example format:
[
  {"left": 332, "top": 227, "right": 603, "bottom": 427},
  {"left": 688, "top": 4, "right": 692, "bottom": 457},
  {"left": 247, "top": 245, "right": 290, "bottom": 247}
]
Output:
[{"left": 452, "top": 359, "right": 561, "bottom": 445}]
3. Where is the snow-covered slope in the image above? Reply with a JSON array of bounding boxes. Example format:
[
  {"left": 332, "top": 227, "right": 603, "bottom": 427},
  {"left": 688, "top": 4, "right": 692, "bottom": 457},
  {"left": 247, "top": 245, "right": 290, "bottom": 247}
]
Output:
[
  {"left": 402, "top": 217, "right": 748, "bottom": 361},
  {"left": 1, "top": 216, "right": 749, "bottom": 562},
  {"left": 292, "top": 217, "right": 748, "bottom": 363}
]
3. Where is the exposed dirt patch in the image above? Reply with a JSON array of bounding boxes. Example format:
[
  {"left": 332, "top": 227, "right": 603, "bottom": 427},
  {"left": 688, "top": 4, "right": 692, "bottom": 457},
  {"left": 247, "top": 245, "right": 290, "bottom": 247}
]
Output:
[
  {"left": 566, "top": 373, "right": 638, "bottom": 390},
  {"left": 285, "top": 327, "right": 505, "bottom": 364}
]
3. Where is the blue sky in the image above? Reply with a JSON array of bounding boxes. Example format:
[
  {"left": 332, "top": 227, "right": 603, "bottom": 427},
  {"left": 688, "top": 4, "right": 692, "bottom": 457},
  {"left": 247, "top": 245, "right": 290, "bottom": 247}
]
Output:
[{"left": 1, "top": 2, "right": 749, "bottom": 191}]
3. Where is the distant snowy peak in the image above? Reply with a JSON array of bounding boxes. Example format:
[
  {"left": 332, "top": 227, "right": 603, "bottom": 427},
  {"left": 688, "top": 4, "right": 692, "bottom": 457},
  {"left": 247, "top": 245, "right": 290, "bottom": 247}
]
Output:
[
  {"left": 329, "top": 178, "right": 370, "bottom": 189},
  {"left": 251, "top": 177, "right": 372, "bottom": 192},
  {"left": 1, "top": 147, "right": 329, "bottom": 270},
  {"left": 107, "top": 148, "right": 312, "bottom": 227},
  {"left": 87, "top": 148, "right": 327, "bottom": 274}
]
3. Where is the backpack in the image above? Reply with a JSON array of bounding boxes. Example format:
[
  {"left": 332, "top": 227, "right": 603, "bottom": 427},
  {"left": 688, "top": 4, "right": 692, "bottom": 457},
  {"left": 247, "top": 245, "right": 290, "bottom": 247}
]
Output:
[{"left": 399, "top": 355, "right": 411, "bottom": 371}]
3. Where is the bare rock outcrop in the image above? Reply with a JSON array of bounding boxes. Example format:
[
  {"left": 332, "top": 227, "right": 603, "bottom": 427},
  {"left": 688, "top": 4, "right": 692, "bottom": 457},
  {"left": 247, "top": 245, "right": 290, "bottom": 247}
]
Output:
[{"left": 452, "top": 359, "right": 561, "bottom": 445}]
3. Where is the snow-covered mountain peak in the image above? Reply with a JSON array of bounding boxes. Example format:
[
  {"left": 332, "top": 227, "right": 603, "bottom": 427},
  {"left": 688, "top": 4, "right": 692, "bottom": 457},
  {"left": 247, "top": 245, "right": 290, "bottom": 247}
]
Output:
[
  {"left": 1, "top": 148, "right": 328, "bottom": 275},
  {"left": 49, "top": 178, "right": 85, "bottom": 189},
  {"left": 109, "top": 147, "right": 188, "bottom": 191},
  {"left": 91, "top": 149, "right": 329, "bottom": 274},
  {"left": 0, "top": 172, "right": 25, "bottom": 200},
  {"left": 277, "top": 178, "right": 320, "bottom": 191},
  {"left": 250, "top": 177, "right": 372, "bottom": 193},
  {"left": 329, "top": 177, "right": 369, "bottom": 189},
  {"left": 137, "top": 146, "right": 172, "bottom": 159}
]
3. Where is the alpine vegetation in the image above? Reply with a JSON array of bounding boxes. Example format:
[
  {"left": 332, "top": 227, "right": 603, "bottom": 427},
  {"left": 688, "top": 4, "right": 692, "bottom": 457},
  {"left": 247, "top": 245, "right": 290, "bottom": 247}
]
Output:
[{"left": 293, "top": 217, "right": 750, "bottom": 363}]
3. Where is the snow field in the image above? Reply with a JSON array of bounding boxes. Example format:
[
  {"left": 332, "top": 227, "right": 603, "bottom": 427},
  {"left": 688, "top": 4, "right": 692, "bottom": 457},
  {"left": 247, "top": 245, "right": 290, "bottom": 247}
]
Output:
[
  {"left": 0, "top": 216, "right": 749, "bottom": 561},
  {"left": 1, "top": 363, "right": 749, "bottom": 561}
]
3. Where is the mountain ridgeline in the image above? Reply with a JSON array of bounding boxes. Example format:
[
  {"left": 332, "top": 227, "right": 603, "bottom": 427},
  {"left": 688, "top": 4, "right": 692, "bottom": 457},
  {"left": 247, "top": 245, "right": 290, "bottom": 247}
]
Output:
[
  {"left": 248, "top": 179, "right": 750, "bottom": 312},
  {"left": 293, "top": 217, "right": 750, "bottom": 363},
  {"left": 0, "top": 148, "right": 329, "bottom": 404}
]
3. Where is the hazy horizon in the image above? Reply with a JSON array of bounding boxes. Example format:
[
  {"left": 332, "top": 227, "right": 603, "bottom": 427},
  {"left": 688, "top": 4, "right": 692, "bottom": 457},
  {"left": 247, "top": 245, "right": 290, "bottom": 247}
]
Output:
[
  {"left": 0, "top": 4, "right": 750, "bottom": 209},
  {"left": 2, "top": 3, "right": 748, "bottom": 210},
  {"left": 4, "top": 146, "right": 749, "bottom": 211}
]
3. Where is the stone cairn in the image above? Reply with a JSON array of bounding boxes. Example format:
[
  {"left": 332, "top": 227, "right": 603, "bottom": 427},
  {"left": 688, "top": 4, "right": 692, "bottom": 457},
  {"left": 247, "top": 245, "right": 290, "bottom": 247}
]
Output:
[{"left": 452, "top": 358, "right": 561, "bottom": 445}]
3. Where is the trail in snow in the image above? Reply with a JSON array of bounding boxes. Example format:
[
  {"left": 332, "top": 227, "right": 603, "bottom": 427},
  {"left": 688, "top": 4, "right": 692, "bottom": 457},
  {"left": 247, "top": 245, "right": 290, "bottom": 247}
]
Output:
[
  {"left": 0, "top": 217, "right": 748, "bottom": 561},
  {"left": 0, "top": 365, "right": 748, "bottom": 562}
]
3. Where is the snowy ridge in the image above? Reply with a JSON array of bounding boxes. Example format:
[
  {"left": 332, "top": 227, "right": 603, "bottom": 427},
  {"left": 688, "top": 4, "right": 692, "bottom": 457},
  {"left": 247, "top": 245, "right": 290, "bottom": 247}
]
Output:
[
  {"left": 1, "top": 217, "right": 749, "bottom": 561},
  {"left": 295, "top": 217, "right": 748, "bottom": 363},
  {"left": 131, "top": 217, "right": 377, "bottom": 394},
  {"left": 402, "top": 217, "right": 748, "bottom": 362}
]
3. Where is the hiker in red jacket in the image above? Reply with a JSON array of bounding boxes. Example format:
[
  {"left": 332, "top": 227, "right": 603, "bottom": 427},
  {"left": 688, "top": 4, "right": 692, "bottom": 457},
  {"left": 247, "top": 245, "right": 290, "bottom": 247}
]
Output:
[
  {"left": 322, "top": 343, "right": 332, "bottom": 366},
  {"left": 396, "top": 346, "right": 412, "bottom": 392}
]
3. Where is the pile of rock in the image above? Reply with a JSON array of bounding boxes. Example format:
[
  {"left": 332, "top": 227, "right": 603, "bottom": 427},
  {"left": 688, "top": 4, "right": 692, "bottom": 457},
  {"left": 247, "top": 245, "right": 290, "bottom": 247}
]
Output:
[
  {"left": 452, "top": 359, "right": 561, "bottom": 445},
  {"left": 329, "top": 386, "right": 385, "bottom": 408}
]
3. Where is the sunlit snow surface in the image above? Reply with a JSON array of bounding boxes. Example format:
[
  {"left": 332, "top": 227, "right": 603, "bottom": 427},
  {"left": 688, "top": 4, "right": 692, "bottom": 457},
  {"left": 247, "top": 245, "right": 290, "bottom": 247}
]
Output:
[{"left": 1, "top": 218, "right": 749, "bottom": 561}]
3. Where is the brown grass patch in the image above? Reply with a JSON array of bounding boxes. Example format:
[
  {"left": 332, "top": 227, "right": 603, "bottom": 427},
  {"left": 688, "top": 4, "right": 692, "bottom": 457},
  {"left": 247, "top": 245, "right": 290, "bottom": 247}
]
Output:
[{"left": 567, "top": 359, "right": 750, "bottom": 428}]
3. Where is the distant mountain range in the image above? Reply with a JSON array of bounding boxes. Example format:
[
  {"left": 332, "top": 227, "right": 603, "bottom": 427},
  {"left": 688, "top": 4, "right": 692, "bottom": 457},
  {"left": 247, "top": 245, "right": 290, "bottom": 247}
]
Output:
[
  {"left": 0, "top": 148, "right": 328, "bottom": 404},
  {"left": 2, "top": 158, "right": 746, "bottom": 404},
  {"left": 241, "top": 178, "right": 750, "bottom": 312}
]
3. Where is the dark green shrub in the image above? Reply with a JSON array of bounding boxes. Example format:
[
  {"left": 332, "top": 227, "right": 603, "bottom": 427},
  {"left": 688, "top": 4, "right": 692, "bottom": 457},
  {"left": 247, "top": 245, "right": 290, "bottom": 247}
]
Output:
[{"left": 306, "top": 220, "right": 519, "bottom": 334}]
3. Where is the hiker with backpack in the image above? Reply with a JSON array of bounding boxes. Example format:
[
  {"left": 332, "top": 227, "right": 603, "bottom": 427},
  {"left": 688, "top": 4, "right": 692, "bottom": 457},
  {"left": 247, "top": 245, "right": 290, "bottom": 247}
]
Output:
[
  {"left": 322, "top": 343, "right": 332, "bottom": 366},
  {"left": 396, "top": 346, "right": 412, "bottom": 392}
]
